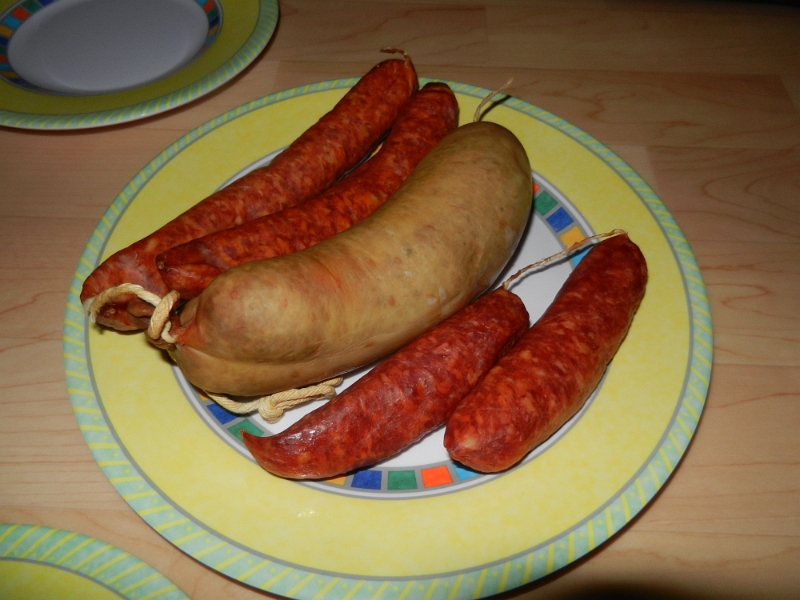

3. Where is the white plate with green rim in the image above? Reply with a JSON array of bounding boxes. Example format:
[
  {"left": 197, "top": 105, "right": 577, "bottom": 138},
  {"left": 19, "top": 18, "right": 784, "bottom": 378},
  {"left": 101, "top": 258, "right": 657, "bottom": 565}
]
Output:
[
  {"left": 0, "top": 0, "right": 278, "bottom": 129},
  {"left": 64, "top": 79, "right": 712, "bottom": 598},
  {"left": 0, "top": 523, "right": 188, "bottom": 599}
]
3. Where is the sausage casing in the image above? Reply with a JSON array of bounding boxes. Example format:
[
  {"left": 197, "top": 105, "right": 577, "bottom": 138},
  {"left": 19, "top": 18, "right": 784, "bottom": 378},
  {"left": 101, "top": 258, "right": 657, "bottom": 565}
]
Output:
[
  {"left": 242, "top": 287, "right": 529, "bottom": 479},
  {"left": 155, "top": 82, "right": 459, "bottom": 299},
  {"left": 168, "top": 121, "right": 533, "bottom": 397},
  {"left": 444, "top": 233, "right": 648, "bottom": 473},
  {"left": 81, "top": 56, "right": 418, "bottom": 330}
]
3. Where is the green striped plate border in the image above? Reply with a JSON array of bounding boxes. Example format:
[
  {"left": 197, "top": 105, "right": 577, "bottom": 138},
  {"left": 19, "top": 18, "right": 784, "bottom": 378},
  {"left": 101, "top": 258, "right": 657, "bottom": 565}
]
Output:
[{"left": 0, "top": 523, "right": 188, "bottom": 599}]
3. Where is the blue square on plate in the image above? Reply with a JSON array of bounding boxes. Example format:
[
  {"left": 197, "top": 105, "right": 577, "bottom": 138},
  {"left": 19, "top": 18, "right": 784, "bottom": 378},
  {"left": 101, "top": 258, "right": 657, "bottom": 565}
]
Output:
[
  {"left": 1, "top": 16, "right": 21, "bottom": 30},
  {"left": 206, "top": 402, "right": 238, "bottom": 424},
  {"left": 351, "top": 470, "right": 382, "bottom": 490},
  {"left": 546, "top": 207, "right": 574, "bottom": 232},
  {"left": 570, "top": 248, "right": 591, "bottom": 267},
  {"left": 453, "top": 463, "right": 481, "bottom": 481}
]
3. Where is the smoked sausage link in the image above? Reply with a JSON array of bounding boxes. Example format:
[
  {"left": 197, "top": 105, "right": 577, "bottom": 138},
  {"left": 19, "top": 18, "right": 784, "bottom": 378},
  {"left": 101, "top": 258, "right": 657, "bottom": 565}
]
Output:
[
  {"left": 80, "top": 56, "right": 418, "bottom": 331},
  {"left": 444, "top": 233, "right": 648, "bottom": 473},
  {"left": 155, "top": 82, "right": 459, "bottom": 300},
  {"left": 242, "top": 287, "right": 530, "bottom": 479},
  {"left": 168, "top": 121, "right": 533, "bottom": 398}
]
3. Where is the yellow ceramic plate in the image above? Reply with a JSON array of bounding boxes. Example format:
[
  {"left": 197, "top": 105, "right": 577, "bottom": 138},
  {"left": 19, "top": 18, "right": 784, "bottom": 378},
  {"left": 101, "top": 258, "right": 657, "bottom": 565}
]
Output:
[
  {"left": 65, "top": 80, "right": 712, "bottom": 598},
  {"left": 0, "top": 523, "right": 188, "bottom": 599},
  {"left": 0, "top": 0, "right": 278, "bottom": 129}
]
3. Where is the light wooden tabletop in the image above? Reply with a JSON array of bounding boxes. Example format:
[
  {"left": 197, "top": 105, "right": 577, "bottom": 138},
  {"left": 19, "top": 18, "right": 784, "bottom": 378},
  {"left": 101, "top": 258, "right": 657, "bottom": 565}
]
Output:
[{"left": 1, "top": 1, "right": 798, "bottom": 598}]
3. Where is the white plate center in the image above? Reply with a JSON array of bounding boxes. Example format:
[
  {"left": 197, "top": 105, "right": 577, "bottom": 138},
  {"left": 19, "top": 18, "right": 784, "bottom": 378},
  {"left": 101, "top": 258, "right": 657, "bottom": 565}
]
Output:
[{"left": 7, "top": 0, "right": 209, "bottom": 95}]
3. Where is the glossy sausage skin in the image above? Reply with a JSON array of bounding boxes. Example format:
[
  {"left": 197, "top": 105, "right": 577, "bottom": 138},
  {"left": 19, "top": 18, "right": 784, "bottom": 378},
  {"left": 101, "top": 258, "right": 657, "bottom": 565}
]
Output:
[
  {"left": 80, "top": 56, "right": 418, "bottom": 331},
  {"left": 168, "top": 122, "right": 533, "bottom": 397},
  {"left": 444, "top": 233, "right": 648, "bottom": 473},
  {"left": 242, "top": 287, "right": 530, "bottom": 479},
  {"left": 156, "top": 82, "right": 459, "bottom": 299}
]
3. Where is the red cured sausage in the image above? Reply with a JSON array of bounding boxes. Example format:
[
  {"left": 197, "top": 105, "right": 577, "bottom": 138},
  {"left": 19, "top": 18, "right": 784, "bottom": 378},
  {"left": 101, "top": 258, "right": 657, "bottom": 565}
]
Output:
[
  {"left": 444, "top": 233, "right": 648, "bottom": 473},
  {"left": 155, "top": 82, "right": 459, "bottom": 299},
  {"left": 81, "top": 54, "right": 418, "bottom": 331},
  {"left": 241, "top": 287, "right": 530, "bottom": 480}
]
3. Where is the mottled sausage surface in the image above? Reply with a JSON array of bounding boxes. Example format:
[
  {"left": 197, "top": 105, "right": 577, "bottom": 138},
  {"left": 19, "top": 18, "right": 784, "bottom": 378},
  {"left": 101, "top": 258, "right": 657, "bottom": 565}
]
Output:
[
  {"left": 242, "top": 287, "right": 530, "bottom": 480},
  {"left": 168, "top": 122, "right": 533, "bottom": 397},
  {"left": 81, "top": 56, "right": 418, "bottom": 331},
  {"left": 156, "top": 82, "right": 459, "bottom": 299},
  {"left": 444, "top": 233, "right": 648, "bottom": 473}
]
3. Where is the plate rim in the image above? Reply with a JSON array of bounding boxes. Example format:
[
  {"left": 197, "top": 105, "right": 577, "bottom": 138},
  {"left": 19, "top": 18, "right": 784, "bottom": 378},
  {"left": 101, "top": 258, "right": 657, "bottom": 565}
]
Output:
[
  {"left": 0, "top": 0, "right": 278, "bottom": 130},
  {"left": 63, "top": 78, "right": 713, "bottom": 597},
  {"left": 0, "top": 523, "right": 189, "bottom": 599}
]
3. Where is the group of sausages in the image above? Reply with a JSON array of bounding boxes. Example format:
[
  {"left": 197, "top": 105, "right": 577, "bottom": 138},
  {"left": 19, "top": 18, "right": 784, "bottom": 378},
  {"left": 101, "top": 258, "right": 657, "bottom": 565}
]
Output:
[
  {"left": 81, "top": 52, "right": 648, "bottom": 479},
  {"left": 81, "top": 51, "right": 423, "bottom": 330},
  {"left": 244, "top": 233, "right": 647, "bottom": 477}
]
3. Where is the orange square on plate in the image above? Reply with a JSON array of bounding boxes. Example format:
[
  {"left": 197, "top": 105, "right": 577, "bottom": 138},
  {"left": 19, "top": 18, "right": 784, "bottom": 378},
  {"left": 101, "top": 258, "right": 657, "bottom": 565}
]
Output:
[{"left": 421, "top": 466, "right": 452, "bottom": 487}]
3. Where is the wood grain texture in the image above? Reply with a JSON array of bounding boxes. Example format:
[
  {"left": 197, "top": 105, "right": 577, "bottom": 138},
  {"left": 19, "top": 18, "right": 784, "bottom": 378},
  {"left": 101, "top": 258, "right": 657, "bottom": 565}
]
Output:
[{"left": 1, "top": 0, "right": 798, "bottom": 598}]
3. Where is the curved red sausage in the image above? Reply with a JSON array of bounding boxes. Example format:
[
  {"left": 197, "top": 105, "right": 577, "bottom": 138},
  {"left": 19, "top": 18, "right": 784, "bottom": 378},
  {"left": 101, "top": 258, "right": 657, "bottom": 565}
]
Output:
[
  {"left": 81, "top": 55, "right": 418, "bottom": 330},
  {"left": 443, "top": 233, "right": 648, "bottom": 473},
  {"left": 155, "top": 82, "right": 459, "bottom": 299},
  {"left": 241, "top": 287, "right": 530, "bottom": 480}
]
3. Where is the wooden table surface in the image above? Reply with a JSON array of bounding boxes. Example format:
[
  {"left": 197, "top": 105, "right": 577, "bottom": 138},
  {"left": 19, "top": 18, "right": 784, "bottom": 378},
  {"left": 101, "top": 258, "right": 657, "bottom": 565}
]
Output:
[{"left": 1, "top": 1, "right": 799, "bottom": 598}]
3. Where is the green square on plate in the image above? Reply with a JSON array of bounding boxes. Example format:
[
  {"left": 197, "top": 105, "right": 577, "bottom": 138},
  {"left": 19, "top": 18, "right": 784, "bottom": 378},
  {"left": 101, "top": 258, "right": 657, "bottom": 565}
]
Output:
[
  {"left": 387, "top": 470, "right": 417, "bottom": 490},
  {"left": 228, "top": 420, "right": 263, "bottom": 441}
]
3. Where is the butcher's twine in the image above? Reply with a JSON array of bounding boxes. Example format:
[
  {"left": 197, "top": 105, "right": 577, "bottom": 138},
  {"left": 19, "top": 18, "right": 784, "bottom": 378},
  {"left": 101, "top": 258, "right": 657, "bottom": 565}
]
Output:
[
  {"left": 503, "top": 229, "right": 626, "bottom": 290},
  {"left": 206, "top": 377, "right": 344, "bottom": 423},
  {"left": 474, "top": 78, "right": 514, "bottom": 123},
  {"left": 84, "top": 283, "right": 180, "bottom": 349},
  {"left": 84, "top": 284, "right": 343, "bottom": 420}
]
